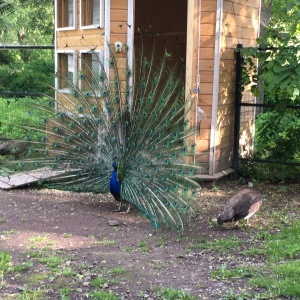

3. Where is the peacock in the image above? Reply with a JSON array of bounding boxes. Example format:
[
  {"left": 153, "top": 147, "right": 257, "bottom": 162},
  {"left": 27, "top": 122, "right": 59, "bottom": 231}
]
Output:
[
  {"left": 2, "top": 43, "right": 202, "bottom": 231},
  {"left": 217, "top": 188, "right": 262, "bottom": 226}
]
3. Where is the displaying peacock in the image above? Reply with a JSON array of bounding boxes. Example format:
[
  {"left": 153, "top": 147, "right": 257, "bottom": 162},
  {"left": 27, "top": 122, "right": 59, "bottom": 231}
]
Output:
[{"left": 2, "top": 43, "right": 202, "bottom": 231}]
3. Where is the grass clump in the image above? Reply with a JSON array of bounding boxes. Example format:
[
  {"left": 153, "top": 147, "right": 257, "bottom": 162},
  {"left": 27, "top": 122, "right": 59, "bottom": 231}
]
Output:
[
  {"left": 211, "top": 262, "right": 255, "bottom": 280},
  {"left": 189, "top": 236, "right": 242, "bottom": 253},
  {"left": 153, "top": 287, "right": 196, "bottom": 300},
  {"left": 250, "top": 221, "right": 300, "bottom": 298},
  {"left": 97, "top": 239, "right": 116, "bottom": 246},
  {"left": 92, "top": 290, "right": 120, "bottom": 300}
]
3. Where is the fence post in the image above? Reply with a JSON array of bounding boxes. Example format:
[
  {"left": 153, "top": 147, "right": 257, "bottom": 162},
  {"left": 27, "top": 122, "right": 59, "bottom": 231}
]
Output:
[{"left": 232, "top": 44, "right": 244, "bottom": 179}]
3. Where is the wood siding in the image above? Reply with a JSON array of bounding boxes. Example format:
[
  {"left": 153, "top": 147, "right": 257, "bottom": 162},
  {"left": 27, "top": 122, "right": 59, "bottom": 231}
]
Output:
[
  {"left": 194, "top": 0, "right": 217, "bottom": 173},
  {"left": 214, "top": 0, "right": 260, "bottom": 173}
]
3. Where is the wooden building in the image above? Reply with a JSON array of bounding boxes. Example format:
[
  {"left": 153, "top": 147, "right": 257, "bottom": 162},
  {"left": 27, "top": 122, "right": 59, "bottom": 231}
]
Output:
[{"left": 54, "top": 0, "right": 261, "bottom": 181}]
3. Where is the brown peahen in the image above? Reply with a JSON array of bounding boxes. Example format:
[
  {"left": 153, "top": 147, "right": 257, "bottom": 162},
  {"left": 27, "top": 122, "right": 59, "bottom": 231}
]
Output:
[
  {"left": 3, "top": 45, "right": 202, "bottom": 231},
  {"left": 217, "top": 188, "right": 262, "bottom": 226}
]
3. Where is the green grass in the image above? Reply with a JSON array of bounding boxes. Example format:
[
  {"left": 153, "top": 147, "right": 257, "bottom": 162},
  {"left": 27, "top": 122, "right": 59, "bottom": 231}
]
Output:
[
  {"left": 137, "top": 240, "right": 151, "bottom": 252},
  {"left": 264, "top": 221, "right": 300, "bottom": 262},
  {"left": 251, "top": 260, "right": 300, "bottom": 297},
  {"left": 91, "top": 290, "right": 120, "bottom": 300},
  {"left": 13, "top": 261, "right": 33, "bottom": 272},
  {"left": 108, "top": 266, "right": 126, "bottom": 276},
  {"left": 0, "top": 251, "right": 12, "bottom": 282},
  {"left": 153, "top": 287, "right": 196, "bottom": 300},
  {"left": 38, "top": 254, "right": 64, "bottom": 268},
  {"left": 211, "top": 262, "right": 255, "bottom": 280},
  {"left": 97, "top": 239, "right": 116, "bottom": 246},
  {"left": 90, "top": 276, "right": 107, "bottom": 288},
  {"left": 189, "top": 236, "right": 242, "bottom": 253},
  {"left": 249, "top": 221, "right": 300, "bottom": 298}
]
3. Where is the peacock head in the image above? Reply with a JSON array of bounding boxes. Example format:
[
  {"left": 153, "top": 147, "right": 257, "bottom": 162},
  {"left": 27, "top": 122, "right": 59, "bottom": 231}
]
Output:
[{"left": 112, "top": 161, "right": 118, "bottom": 170}]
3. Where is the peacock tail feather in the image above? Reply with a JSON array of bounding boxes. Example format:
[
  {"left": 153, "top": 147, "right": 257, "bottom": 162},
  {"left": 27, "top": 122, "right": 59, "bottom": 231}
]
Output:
[{"left": 3, "top": 43, "right": 202, "bottom": 231}]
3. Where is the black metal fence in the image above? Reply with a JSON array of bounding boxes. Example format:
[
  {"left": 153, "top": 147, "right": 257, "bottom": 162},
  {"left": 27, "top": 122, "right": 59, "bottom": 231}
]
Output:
[{"left": 233, "top": 44, "right": 300, "bottom": 181}]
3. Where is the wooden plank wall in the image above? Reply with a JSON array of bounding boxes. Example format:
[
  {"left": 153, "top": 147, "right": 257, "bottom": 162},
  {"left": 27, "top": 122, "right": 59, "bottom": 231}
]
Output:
[
  {"left": 56, "top": 1, "right": 105, "bottom": 51},
  {"left": 194, "top": 0, "right": 217, "bottom": 173},
  {"left": 215, "top": 0, "right": 260, "bottom": 173}
]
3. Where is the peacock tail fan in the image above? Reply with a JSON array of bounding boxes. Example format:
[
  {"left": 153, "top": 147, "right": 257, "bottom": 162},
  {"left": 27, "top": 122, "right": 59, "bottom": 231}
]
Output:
[{"left": 3, "top": 42, "right": 202, "bottom": 231}]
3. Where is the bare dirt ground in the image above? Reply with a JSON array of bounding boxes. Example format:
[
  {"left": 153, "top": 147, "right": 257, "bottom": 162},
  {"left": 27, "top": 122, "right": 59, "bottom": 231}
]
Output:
[{"left": 0, "top": 181, "right": 299, "bottom": 299}]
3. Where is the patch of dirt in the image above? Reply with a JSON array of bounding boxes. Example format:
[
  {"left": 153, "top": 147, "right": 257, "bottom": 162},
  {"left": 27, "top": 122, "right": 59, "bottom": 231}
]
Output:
[{"left": 0, "top": 181, "right": 299, "bottom": 299}]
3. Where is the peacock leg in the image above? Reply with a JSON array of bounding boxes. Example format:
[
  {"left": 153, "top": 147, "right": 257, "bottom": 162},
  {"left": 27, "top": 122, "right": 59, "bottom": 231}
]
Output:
[{"left": 125, "top": 204, "right": 131, "bottom": 214}]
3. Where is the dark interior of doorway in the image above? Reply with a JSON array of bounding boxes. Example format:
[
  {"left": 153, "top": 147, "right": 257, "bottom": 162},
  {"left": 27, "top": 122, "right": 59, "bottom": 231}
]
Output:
[{"left": 134, "top": 0, "right": 187, "bottom": 79}]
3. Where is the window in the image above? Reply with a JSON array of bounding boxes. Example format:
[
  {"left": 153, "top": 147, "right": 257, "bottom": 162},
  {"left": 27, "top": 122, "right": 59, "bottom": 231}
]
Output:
[
  {"left": 81, "top": 0, "right": 104, "bottom": 28},
  {"left": 56, "top": 0, "right": 76, "bottom": 29},
  {"left": 57, "top": 52, "right": 76, "bottom": 90},
  {"left": 80, "top": 51, "right": 105, "bottom": 93}
]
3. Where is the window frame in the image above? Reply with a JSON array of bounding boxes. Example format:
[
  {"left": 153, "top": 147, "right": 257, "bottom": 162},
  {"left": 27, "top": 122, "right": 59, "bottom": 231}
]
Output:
[
  {"left": 80, "top": 0, "right": 105, "bottom": 29},
  {"left": 55, "top": 0, "right": 77, "bottom": 31},
  {"left": 55, "top": 50, "right": 77, "bottom": 93},
  {"left": 79, "top": 50, "right": 105, "bottom": 96}
]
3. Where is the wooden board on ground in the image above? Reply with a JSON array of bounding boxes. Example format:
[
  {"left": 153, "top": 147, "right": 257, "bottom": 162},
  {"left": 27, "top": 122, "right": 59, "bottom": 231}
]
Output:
[{"left": 0, "top": 168, "right": 65, "bottom": 190}]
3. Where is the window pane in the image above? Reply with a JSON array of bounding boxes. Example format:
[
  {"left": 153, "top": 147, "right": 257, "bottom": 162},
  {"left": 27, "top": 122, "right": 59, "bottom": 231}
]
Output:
[
  {"left": 68, "top": 0, "right": 74, "bottom": 27},
  {"left": 92, "top": 0, "right": 100, "bottom": 25}
]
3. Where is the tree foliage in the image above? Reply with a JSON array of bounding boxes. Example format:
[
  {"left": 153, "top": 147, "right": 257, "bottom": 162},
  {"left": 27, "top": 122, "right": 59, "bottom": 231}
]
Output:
[
  {"left": 0, "top": 0, "right": 54, "bottom": 94},
  {"left": 0, "top": 0, "right": 53, "bottom": 45},
  {"left": 240, "top": 0, "right": 300, "bottom": 103}
]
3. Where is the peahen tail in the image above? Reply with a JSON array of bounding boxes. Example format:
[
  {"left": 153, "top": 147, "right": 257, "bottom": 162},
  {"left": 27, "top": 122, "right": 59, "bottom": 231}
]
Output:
[{"left": 3, "top": 43, "right": 202, "bottom": 231}]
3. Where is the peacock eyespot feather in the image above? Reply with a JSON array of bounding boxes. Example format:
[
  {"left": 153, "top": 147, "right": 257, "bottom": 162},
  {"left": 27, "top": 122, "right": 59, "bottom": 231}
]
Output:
[
  {"left": 84, "top": 92, "right": 91, "bottom": 98},
  {"left": 114, "top": 96, "right": 120, "bottom": 102},
  {"left": 102, "top": 90, "right": 107, "bottom": 97},
  {"left": 42, "top": 136, "right": 47, "bottom": 142},
  {"left": 77, "top": 133, "right": 83, "bottom": 138},
  {"left": 189, "top": 169, "right": 195, "bottom": 176},
  {"left": 80, "top": 73, "right": 85, "bottom": 79},
  {"left": 77, "top": 146, "right": 83, "bottom": 152},
  {"left": 72, "top": 90, "right": 79, "bottom": 98},
  {"left": 92, "top": 106, "right": 97, "bottom": 112},
  {"left": 43, "top": 118, "right": 48, "bottom": 123},
  {"left": 19, "top": 162, "right": 25, "bottom": 167},
  {"left": 77, "top": 106, "right": 84, "bottom": 112}
]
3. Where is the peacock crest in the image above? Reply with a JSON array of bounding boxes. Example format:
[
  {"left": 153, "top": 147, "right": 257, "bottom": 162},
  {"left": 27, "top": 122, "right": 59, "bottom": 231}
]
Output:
[{"left": 2, "top": 42, "right": 202, "bottom": 232}]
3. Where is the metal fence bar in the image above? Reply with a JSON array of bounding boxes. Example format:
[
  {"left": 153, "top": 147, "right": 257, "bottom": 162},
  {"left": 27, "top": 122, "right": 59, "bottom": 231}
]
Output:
[
  {"left": 241, "top": 102, "right": 300, "bottom": 109},
  {"left": 232, "top": 44, "right": 244, "bottom": 177},
  {"left": 0, "top": 45, "right": 54, "bottom": 50}
]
